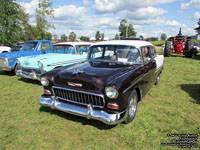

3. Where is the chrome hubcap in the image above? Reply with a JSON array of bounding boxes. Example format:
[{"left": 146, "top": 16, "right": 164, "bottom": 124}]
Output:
[{"left": 129, "top": 96, "right": 137, "bottom": 117}]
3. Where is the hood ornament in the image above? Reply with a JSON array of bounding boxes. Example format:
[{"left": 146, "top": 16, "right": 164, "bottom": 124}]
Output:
[{"left": 72, "top": 69, "right": 84, "bottom": 75}]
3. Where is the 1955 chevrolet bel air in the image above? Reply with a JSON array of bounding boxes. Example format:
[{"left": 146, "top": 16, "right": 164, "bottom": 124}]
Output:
[
  {"left": 39, "top": 40, "right": 164, "bottom": 125},
  {"left": 16, "top": 42, "right": 91, "bottom": 81}
]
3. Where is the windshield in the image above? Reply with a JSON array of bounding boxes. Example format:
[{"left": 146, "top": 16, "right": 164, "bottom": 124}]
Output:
[
  {"left": 88, "top": 45, "right": 142, "bottom": 64},
  {"left": 21, "top": 42, "right": 38, "bottom": 51},
  {"left": 11, "top": 46, "right": 22, "bottom": 51},
  {"left": 53, "top": 44, "right": 90, "bottom": 54}
]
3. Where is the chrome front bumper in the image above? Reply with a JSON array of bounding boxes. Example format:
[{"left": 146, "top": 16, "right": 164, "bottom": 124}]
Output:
[
  {"left": 0, "top": 66, "right": 12, "bottom": 71},
  {"left": 16, "top": 69, "right": 41, "bottom": 81},
  {"left": 39, "top": 95, "right": 128, "bottom": 125}
]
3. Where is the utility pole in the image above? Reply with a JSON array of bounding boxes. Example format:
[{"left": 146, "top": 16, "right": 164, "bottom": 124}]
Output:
[{"left": 126, "top": 12, "right": 128, "bottom": 38}]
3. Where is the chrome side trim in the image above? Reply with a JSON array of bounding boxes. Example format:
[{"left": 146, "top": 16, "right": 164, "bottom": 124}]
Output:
[
  {"left": 155, "top": 66, "right": 163, "bottom": 73},
  {"left": 48, "top": 58, "right": 85, "bottom": 67},
  {"left": 122, "top": 74, "right": 145, "bottom": 94},
  {"left": 39, "top": 95, "right": 128, "bottom": 125}
]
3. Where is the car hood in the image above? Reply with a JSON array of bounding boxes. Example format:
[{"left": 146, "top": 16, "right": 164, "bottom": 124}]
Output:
[
  {"left": 19, "top": 53, "right": 87, "bottom": 69},
  {"left": 0, "top": 51, "right": 32, "bottom": 59},
  {"left": 54, "top": 61, "right": 137, "bottom": 92}
]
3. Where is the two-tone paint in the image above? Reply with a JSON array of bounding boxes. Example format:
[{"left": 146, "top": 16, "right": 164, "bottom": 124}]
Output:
[{"left": 39, "top": 40, "right": 164, "bottom": 125}]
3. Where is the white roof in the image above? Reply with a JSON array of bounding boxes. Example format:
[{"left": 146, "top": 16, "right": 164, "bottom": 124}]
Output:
[
  {"left": 92, "top": 40, "right": 153, "bottom": 48},
  {"left": 54, "top": 42, "right": 91, "bottom": 46}
]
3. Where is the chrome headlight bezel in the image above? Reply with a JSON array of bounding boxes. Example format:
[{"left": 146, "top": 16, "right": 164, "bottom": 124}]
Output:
[
  {"left": 40, "top": 77, "right": 49, "bottom": 86},
  {"left": 38, "top": 61, "right": 43, "bottom": 68},
  {"left": 16, "top": 59, "right": 20, "bottom": 65},
  {"left": 105, "top": 86, "right": 119, "bottom": 99}
]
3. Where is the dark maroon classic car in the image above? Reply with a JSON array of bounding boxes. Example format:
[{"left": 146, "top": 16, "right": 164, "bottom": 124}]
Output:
[{"left": 39, "top": 40, "right": 164, "bottom": 125}]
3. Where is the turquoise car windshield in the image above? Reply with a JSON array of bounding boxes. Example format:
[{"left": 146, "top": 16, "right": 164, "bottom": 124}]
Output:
[
  {"left": 53, "top": 44, "right": 90, "bottom": 54},
  {"left": 21, "top": 42, "right": 38, "bottom": 51}
]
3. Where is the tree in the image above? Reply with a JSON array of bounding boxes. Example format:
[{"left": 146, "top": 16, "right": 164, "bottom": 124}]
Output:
[
  {"left": 139, "top": 35, "right": 144, "bottom": 40},
  {"left": 53, "top": 34, "right": 58, "bottom": 41},
  {"left": 195, "top": 18, "right": 200, "bottom": 34},
  {"left": 69, "top": 32, "right": 76, "bottom": 41},
  {"left": 60, "top": 34, "right": 67, "bottom": 41},
  {"left": 35, "top": 0, "right": 54, "bottom": 40},
  {"left": 95, "top": 31, "right": 100, "bottom": 41},
  {"left": 161, "top": 33, "right": 167, "bottom": 41},
  {"left": 128, "top": 24, "right": 136, "bottom": 37},
  {"left": 115, "top": 34, "right": 120, "bottom": 40},
  {"left": 100, "top": 33, "right": 104, "bottom": 41},
  {"left": 146, "top": 37, "right": 158, "bottom": 41},
  {"left": 80, "top": 36, "right": 90, "bottom": 41},
  {"left": 119, "top": 19, "right": 136, "bottom": 38},
  {"left": 119, "top": 19, "right": 127, "bottom": 38},
  {"left": 0, "top": 0, "right": 25, "bottom": 45}
]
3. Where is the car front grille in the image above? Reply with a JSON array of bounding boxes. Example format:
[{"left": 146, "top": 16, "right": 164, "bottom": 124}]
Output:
[
  {"left": 53, "top": 86, "right": 105, "bottom": 108},
  {"left": 21, "top": 67, "right": 42, "bottom": 74},
  {"left": 0, "top": 58, "right": 7, "bottom": 67}
]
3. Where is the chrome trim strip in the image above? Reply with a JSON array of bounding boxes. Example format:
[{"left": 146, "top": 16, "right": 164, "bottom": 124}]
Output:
[
  {"left": 52, "top": 86, "right": 105, "bottom": 108},
  {"left": 155, "top": 66, "right": 163, "bottom": 73},
  {"left": 48, "top": 58, "right": 85, "bottom": 67},
  {"left": 122, "top": 74, "right": 145, "bottom": 94},
  {"left": 39, "top": 95, "right": 128, "bottom": 125}
]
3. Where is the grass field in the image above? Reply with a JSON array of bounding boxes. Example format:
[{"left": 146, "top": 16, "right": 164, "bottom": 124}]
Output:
[{"left": 0, "top": 50, "right": 200, "bottom": 150}]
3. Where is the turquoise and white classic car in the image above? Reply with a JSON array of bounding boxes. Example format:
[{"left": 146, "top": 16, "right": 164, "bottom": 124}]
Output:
[{"left": 16, "top": 42, "right": 91, "bottom": 81}]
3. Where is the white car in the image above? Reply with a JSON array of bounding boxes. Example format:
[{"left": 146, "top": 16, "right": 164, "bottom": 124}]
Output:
[{"left": 0, "top": 46, "right": 11, "bottom": 53}]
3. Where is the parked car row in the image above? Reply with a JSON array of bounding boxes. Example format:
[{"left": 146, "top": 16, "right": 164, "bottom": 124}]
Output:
[{"left": 0, "top": 39, "right": 164, "bottom": 125}]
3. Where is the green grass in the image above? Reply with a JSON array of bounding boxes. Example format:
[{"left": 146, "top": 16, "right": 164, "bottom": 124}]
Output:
[{"left": 0, "top": 54, "right": 200, "bottom": 150}]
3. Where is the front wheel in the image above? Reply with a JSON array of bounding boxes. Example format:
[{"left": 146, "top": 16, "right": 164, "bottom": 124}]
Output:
[
  {"left": 14, "top": 64, "right": 19, "bottom": 75},
  {"left": 124, "top": 90, "right": 138, "bottom": 124}
]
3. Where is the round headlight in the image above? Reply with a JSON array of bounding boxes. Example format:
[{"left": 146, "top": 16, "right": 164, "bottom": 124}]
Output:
[
  {"left": 41, "top": 77, "right": 49, "bottom": 86},
  {"left": 105, "top": 87, "right": 119, "bottom": 99},
  {"left": 38, "top": 61, "right": 43, "bottom": 68}
]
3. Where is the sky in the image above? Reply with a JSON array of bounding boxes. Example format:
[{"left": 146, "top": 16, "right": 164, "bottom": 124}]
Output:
[{"left": 16, "top": 0, "right": 200, "bottom": 39}]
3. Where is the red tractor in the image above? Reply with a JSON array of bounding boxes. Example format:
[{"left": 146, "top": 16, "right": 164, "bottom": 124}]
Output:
[{"left": 164, "top": 28, "right": 197, "bottom": 57}]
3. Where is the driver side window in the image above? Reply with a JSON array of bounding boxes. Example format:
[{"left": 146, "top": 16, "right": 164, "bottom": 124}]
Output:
[{"left": 141, "top": 46, "right": 151, "bottom": 63}]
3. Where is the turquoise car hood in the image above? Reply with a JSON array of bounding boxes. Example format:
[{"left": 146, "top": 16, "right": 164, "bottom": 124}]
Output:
[{"left": 19, "top": 53, "right": 87, "bottom": 71}]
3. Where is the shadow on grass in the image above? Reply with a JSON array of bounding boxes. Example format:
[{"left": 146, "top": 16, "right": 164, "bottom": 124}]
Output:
[
  {"left": 39, "top": 106, "right": 116, "bottom": 130},
  {"left": 0, "top": 71, "right": 15, "bottom": 76},
  {"left": 179, "top": 84, "right": 200, "bottom": 104},
  {"left": 18, "top": 77, "right": 41, "bottom": 85}
]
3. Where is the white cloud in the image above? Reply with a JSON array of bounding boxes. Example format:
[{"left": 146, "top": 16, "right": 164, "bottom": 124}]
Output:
[
  {"left": 93, "top": 0, "right": 176, "bottom": 14},
  {"left": 181, "top": 0, "right": 200, "bottom": 9},
  {"left": 18, "top": 0, "right": 39, "bottom": 17},
  {"left": 194, "top": 12, "right": 200, "bottom": 19},
  {"left": 121, "top": 7, "right": 167, "bottom": 20},
  {"left": 166, "top": 20, "right": 181, "bottom": 27},
  {"left": 83, "top": 0, "right": 91, "bottom": 5},
  {"left": 54, "top": 5, "right": 87, "bottom": 20}
]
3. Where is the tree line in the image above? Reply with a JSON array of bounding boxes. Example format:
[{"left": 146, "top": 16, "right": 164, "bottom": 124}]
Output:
[{"left": 1, "top": 0, "right": 180, "bottom": 46}]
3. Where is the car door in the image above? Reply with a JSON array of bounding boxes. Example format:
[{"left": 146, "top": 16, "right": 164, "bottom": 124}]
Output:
[{"left": 139, "top": 46, "right": 156, "bottom": 97}]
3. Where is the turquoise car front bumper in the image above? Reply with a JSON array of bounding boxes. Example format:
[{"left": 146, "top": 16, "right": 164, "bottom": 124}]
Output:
[{"left": 16, "top": 66, "right": 45, "bottom": 81}]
